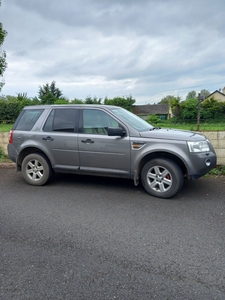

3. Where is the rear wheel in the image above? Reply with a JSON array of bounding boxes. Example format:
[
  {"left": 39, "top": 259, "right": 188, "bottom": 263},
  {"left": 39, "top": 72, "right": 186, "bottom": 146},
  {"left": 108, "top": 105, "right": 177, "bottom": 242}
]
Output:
[
  {"left": 141, "top": 158, "right": 184, "bottom": 199},
  {"left": 21, "top": 153, "right": 52, "bottom": 186}
]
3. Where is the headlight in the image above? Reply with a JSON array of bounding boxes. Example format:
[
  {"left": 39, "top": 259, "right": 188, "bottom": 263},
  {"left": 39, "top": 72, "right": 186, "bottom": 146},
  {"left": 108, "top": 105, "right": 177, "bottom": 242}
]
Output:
[{"left": 187, "top": 141, "right": 209, "bottom": 152}]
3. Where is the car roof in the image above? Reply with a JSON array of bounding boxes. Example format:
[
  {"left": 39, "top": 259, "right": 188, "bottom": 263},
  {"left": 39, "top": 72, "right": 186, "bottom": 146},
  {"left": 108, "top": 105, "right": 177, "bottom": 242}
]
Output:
[{"left": 23, "top": 104, "right": 121, "bottom": 110}]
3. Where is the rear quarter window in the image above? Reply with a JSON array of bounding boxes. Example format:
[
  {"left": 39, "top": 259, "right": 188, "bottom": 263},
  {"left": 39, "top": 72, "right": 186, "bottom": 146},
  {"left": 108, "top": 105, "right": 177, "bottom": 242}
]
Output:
[{"left": 14, "top": 109, "right": 44, "bottom": 131}]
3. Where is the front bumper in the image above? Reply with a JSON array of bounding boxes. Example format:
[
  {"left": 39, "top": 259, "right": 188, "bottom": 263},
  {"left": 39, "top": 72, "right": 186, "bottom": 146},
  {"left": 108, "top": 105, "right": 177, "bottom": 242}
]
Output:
[{"left": 187, "top": 151, "right": 217, "bottom": 180}]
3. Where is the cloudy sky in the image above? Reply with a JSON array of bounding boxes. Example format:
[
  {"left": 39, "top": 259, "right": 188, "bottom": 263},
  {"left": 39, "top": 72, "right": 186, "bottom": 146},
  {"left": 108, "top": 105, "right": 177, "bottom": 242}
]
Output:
[{"left": 1, "top": 0, "right": 225, "bottom": 104}]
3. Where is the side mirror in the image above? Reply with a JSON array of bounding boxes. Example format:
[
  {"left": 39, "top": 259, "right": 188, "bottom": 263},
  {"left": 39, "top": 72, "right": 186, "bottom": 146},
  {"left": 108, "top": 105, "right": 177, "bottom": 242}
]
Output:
[{"left": 107, "top": 127, "right": 126, "bottom": 137}]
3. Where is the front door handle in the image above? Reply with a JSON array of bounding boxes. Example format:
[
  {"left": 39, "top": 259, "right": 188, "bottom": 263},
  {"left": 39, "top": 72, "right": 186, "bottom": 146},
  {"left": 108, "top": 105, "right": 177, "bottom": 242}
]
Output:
[
  {"left": 42, "top": 136, "right": 54, "bottom": 141},
  {"left": 81, "top": 139, "right": 94, "bottom": 144}
]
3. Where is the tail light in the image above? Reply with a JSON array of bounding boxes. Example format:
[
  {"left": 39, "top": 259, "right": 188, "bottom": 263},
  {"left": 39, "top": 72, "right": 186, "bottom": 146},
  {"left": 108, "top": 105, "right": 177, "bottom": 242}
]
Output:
[{"left": 8, "top": 130, "right": 14, "bottom": 144}]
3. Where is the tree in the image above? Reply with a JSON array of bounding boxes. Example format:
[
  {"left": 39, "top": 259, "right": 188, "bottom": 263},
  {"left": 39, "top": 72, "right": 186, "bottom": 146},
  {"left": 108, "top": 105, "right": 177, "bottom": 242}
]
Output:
[
  {"left": 186, "top": 89, "right": 210, "bottom": 101},
  {"left": 201, "top": 97, "right": 224, "bottom": 119},
  {"left": 179, "top": 98, "right": 198, "bottom": 120},
  {"left": 158, "top": 95, "right": 181, "bottom": 106},
  {"left": 104, "top": 95, "right": 136, "bottom": 111},
  {"left": 84, "top": 96, "right": 102, "bottom": 104},
  {"left": 158, "top": 95, "right": 181, "bottom": 117},
  {"left": 38, "top": 81, "right": 63, "bottom": 104},
  {"left": 186, "top": 90, "right": 197, "bottom": 100},
  {"left": 0, "top": 1, "right": 7, "bottom": 92},
  {"left": 70, "top": 98, "right": 84, "bottom": 104},
  {"left": 200, "top": 89, "right": 210, "bottom": 99}
]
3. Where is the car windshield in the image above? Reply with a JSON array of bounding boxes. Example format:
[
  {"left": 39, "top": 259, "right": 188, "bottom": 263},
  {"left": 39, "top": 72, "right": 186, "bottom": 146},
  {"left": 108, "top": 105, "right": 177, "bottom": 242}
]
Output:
[{"left": 111, "top": 108, "right": 154, "bottom": 131}]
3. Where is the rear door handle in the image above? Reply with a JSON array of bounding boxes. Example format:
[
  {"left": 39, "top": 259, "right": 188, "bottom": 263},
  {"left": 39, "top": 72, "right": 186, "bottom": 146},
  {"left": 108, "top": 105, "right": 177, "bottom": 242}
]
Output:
[
  {"left": 81, "top": 139, "right": 94, "bottom": 144},
  {"left": 42, "top": 136, "right": 54, "bottom": 141}
]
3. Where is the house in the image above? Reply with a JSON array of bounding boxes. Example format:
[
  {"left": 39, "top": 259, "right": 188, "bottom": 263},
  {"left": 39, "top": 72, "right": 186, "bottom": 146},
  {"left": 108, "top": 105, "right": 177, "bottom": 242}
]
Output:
[
  {"left": 132, "top": 104, "right": 172, "bottom": 120},
  {"left": 204, "top": 87, "right": 225, "bottom": 102}
]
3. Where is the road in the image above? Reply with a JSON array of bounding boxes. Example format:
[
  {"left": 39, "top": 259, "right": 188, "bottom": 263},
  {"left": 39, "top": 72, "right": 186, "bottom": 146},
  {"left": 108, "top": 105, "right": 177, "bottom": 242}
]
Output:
[{"left": 0, "top": 166, "right": 225, "bottom": 300}]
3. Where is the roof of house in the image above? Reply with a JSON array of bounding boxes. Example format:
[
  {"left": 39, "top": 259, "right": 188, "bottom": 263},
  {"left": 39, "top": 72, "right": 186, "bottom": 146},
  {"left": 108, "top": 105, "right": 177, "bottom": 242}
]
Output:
[
  {"left": 205, "top": 90, "right": 225, "bottom": 99},
  {"left": 133, "top": 104, "right": 170, "bottom": 115}
]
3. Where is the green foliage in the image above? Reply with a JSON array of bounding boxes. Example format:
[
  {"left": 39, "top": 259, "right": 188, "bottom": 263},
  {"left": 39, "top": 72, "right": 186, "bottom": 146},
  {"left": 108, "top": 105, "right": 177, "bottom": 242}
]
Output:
[
  {"left": 200, "top": 89, "right": 210, "bottom": 99},
  {"left": 179, "top": 98, "right": 198, "bottom": 120},
  {"left": 158, "top": 95, "right": 181, "bottom": 107},
  {"left": 54, "top": 98, "right": 69, "bottom": 104},
  {"left": 146, "top": 114, "right": 161, "bottom": 125},
  {"left": 201, "top": 97, "right": 225, "bottom": 119},
  {"left": 38, "top": 81, "right": 63, "bottom": 103},
  {"left": 0, "top": 101, "right": 20, "bottom": 123},
  {"left": 84, "top": 96, "right": 102, "bottom": 104},
  {"left": 186, "top": 90, "right": 197, "bottom": 100},
  {"left": 70, "top": 98, "right": 84, "bottom": 104},
  {"left": 104, "top": 95, "right": 135, "bottom": 111},
  {"left": 208, "top": 165, "right": 225, "bottom": 176},
  {"left": 0, "top": 6, "right": 7, "bottom": 92},
  {"left": 0, "top": 146, "right": 8, "bottom": 161},
  {"left": 186, "top": 89, "right": 210, "bottom": 100},
  {"left": 0, "top": 95, "right": 18, "bottom": 102}
]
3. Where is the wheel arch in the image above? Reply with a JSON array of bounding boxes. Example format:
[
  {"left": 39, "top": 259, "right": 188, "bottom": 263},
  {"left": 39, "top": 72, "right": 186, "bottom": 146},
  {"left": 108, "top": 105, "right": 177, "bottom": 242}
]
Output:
[
  {"left": 136, "top": 151, "right": 187, "bottom": 180},
  {"left": 17, "top": 147, "right": 52, "bottom": 171}
]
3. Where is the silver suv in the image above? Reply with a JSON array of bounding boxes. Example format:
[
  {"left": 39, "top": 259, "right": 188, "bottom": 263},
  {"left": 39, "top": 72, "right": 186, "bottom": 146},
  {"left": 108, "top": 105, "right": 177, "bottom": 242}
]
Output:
[{"left": 8, "top": 105, "right": 217, "bottom": 199}]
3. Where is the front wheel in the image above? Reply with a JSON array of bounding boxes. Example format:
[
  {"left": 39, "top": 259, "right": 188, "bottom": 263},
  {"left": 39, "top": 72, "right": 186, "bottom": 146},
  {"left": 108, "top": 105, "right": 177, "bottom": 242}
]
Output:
[
  {"left": 21, "top": 153, "right": 52, "bottom": 186},
  {"left": 141, "top": 158, "right": 184, "bottom": 199}
]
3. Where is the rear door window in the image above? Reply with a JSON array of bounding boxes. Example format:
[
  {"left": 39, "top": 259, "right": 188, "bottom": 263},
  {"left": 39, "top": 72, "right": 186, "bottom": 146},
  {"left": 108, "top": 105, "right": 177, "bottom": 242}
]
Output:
[
  {"left": 43, "top": 109, "right": 76, "bottom": 132},
  {"left": 15, "top": 109, "right": 44, "bottom": 131}
]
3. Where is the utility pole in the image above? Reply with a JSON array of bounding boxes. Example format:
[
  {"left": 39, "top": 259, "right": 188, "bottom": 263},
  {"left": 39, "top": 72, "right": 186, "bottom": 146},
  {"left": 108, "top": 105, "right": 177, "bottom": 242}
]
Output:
[{"left": 197, "top": 93, "right": 204, "bottom": 131}]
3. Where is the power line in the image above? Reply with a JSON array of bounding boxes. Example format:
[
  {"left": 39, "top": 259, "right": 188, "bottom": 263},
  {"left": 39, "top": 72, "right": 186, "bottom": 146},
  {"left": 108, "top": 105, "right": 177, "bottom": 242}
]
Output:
[{"left": 132, "top": 81, "right": 225, "bottom": 97}]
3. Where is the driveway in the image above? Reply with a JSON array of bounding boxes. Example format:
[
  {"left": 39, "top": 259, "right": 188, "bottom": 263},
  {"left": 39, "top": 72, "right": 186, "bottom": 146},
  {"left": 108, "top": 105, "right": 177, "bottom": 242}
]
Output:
[{"left": 1, "top": 166, "right": 225, "bottom": 300}]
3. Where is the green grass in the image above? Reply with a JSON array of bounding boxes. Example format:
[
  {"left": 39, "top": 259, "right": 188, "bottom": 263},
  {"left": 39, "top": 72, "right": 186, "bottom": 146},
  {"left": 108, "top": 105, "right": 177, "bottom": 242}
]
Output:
[
  {"left": 158, "top": 122, "right": 225, "bottom": 131},
  {"left": 0, "top": 123, "right": 13, "bottom": 132}
]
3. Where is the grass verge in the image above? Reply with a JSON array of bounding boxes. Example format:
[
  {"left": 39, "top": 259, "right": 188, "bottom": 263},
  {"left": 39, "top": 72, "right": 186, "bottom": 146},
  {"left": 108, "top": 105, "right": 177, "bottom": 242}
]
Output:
[{"left": 0, "top": 123, "right": 13, "bottom": 132}]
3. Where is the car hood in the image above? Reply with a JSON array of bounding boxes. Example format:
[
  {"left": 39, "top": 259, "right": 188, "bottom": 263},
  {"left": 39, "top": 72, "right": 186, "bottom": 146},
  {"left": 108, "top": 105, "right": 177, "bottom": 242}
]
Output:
[{"left": 139, "top": 128, "right": 206, "bottom": 141}]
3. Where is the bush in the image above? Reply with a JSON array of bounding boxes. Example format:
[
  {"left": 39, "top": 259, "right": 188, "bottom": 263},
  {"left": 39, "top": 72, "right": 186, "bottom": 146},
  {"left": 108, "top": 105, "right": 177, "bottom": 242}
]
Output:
[
  {"left": 0, "top": 102, "right": 20, "bottom": 123},
  {"left": 146, "top": 114, "right": 161, "bottom": 125}
]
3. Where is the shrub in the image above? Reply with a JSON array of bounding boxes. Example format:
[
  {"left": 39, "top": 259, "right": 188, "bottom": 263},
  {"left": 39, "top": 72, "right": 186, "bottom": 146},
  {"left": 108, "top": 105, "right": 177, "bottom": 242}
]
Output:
[{"left": 0, "top": 102, "right": 20, "bottom": 123}]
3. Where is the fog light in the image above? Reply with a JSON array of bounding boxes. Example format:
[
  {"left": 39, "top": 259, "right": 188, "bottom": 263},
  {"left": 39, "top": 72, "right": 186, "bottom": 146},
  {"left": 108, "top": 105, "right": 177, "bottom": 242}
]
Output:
[{"left": 205, "top": 159, "right": 211, "bottom": 167}]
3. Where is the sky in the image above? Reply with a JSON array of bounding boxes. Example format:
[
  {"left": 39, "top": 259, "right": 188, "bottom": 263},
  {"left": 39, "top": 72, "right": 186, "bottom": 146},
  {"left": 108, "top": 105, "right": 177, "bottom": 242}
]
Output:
[{"left": 0, "top": 0, "right": 225, "bottom": 104}]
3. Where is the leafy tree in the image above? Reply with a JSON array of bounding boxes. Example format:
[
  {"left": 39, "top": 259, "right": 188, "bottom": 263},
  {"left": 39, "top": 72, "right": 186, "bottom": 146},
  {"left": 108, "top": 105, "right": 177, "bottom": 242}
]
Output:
[
  {"left": 0, "top": 1, "right": 7, "bottom": 92},
  {"left": 70, "top": 98, "right": 84, "bottom": 104},
  {"left": 104, "top": 95, "right": 135, "bottom": 111},
  {"left": 179, "top": 98, "right": 198, "bottom": 119},
  {"left": 54, "top": 98, "right": 69, "bottom": 104},
  {"left": 158, "top": 95, "right": 181, "bottom": 117},
  {"left": 200, "top": 89, "right": 210, "bottom": 99},
  {"left": 186, "top": 90, "right": 197, "bottom": 100},
  {"left": 201, "top": 97, "right": 225, "bottom": 119},
  {"left": 38, "top": 81, "right": 63, "bottom": 104},
  {"left": 158, "top": 95, "right": 181, "bottom": 107},
  {"left": 0, "top": 95, "right": 17, "bottom": 102},
  {"left": 84, "top": 96, "right": 102, "bottom": 104},
  {"left": 186, "top": 89, "right": 210, "bottom": 101}
]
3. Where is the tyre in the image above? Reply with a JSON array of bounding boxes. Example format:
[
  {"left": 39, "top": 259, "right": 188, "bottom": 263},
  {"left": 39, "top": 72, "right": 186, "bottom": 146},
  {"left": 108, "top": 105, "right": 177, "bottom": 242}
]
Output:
[
  {"left": 21, "top": 153, "right": 52, "bottom": 186},
  {"left": 141, "top": 158, "right": 184, "bottom": 199}
]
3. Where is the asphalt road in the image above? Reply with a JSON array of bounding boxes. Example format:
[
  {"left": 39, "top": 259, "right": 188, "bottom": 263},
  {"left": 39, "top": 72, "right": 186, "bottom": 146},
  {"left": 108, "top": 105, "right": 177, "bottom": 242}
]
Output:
[{"left": 0, "top": 166, "right": 225, "bottom": 300}]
